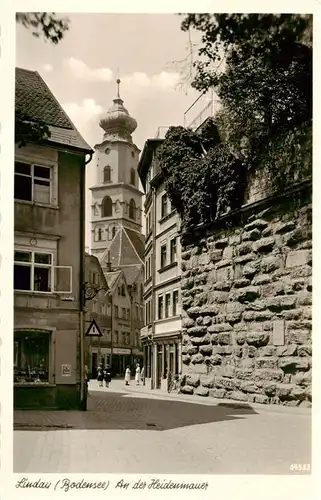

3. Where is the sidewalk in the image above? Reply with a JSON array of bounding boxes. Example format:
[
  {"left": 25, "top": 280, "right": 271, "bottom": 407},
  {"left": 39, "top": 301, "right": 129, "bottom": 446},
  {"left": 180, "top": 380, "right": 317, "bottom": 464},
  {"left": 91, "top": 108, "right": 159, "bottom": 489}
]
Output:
[{"left": 88, "top": 378, "right": 311, "bottom": 416}]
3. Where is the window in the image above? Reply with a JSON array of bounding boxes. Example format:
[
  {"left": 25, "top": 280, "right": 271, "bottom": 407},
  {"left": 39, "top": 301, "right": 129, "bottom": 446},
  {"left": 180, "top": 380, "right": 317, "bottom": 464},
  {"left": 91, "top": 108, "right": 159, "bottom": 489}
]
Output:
[
  {"left": 15, "top": 162, "right": 51, "bottom": 204},
  {"left": 121, "top": 284, "right": 125, "bottom": 296},
  {"left": 103, "top": 166, "right": 111, "bottom": 183},
  {"left": 136, "top": 305, "right": 139, "bottom": 319},
  {"left": 173, "top": 290, "right": 179, "bottom": 316},
  {"left": 130, "top": 168, "right": 136, "bottom": 186},
  {"left": 122, "top": 307, "right": 126, "bottom": 319},
  {"left": 102, "top": 196, "right": 112, "bottom": 217},
  {"left": 129, "top": 199, "right": 136, "bottom": 220},
  {"left": 127, "top": 332, "right": 131, "bottom": 345},
  {"left": 126, "top": 309, "right": 130, "bottom": 321},
  {"left": 112, "top": 226, "right": 116, "bottom": 238},
  {"left": 14, "top": 250, "right": 71, "bottom": 293},
  {"left": 131, "top": 151, "right": 135, "bottom": 158},
  {"left": 14, "top": 331, "right": 50, "bottom": 384},
  {"left": 160, "top": 244, "right": 167, "bottom": 269},
  {"left": 158, "top": 295, "right": 164, "bottom": 320},
  {"left": 165, "top": 293, "right": 171, "bottom": 318},
  {"left": 122, "top": 332, "right": 126, "bottom": 344},
  {"left": 114, "top": 330, "right": 119, "bottom": 344},
  {"left": 170, "top": 238, "right": 177, "bottom": 264},
  {"left": 114, "top": 305, "right": 119, "bottom": 318},
  {"left": 161, "top": 194, "right": 168, "bottom": 218}
]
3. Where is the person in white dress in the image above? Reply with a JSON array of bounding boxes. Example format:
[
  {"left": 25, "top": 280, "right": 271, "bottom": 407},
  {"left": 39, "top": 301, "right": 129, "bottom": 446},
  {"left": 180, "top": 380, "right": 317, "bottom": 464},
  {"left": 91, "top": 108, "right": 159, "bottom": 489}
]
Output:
[
  {"left": 135, "top": 364, "right": 141, "bottom": 386},
  {"left": 124, "top": 366, "right": 131, "bottom": 386}
]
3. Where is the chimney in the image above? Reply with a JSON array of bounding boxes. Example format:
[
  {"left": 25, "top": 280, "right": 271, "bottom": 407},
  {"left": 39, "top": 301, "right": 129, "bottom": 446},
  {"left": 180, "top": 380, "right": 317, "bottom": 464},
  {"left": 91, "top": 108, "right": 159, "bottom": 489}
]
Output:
[{"left": 106, "top": 250, "right": 112, "bottom": 272}]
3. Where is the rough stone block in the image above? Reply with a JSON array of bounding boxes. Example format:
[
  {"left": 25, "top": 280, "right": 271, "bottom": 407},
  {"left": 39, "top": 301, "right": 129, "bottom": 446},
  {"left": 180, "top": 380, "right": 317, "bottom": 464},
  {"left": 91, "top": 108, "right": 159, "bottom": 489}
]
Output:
[
  {"left": 185, "top": 373, "right": 200, "bottom": 387},
  {"left": 217, "top": 366, "right": 235, "bottom": 378},
  {"left": 276, "top": 345, "right": 298, "bottom": 357},
  {"left": 246, "top": 332, "right": 270, "bottom": 347},
  {"left": 230, "top": 391, "right": 249, "bottom": 402},
  {"left": 297, "top": 345, "right": 312, "bottom": 357},
  {"left": 191, "top": 353, "right": 204, "bottom": 364},
  {"left": 210, "top": 249, "right": 223, "bottom": 263},
  {"left": 223, "top": 246, "right": 234, "bottom": 259},
  {"left": 187, "top": 306, "right": 202, "bottom": 317},
  {"left": 242, "top": 229, "right": 261, "bottom": 241},
  {"left": 237, "top": 286, "right": 260, "bottom": 303},
  {"left": 279, "top": 357, "right": 309, "bottom": 371},
  {"left": 203, "top": 316, "right": 212, "bottom": 326},
  {"left": 236, "top": 332, "right": 246, "bottom": 345},
  {"left": 261, "top": 256, "right": 281, "bottom": 273},
  {"left": 255, "top": 357, "right": 278, "bottom": 369},
  {"left": 199, "top": 344, "right": 213, "bottom": 356},
  {"left": 234, "top": 278, "right": 252, "bottom": 288},
  {"left": 180, "top": 385, "right": 194, "bottom": 395},
  {"left": 182, "top": 317, "right": 195, "bottom": 328},
  {"left": 213, "top": 281, "right": 233, "bottom": 291},
  {"left": 218, "top": 333, "right": 232, "bottom": 345},
  {"left": 209, "top": 354, "right": 223, "bottom": 365},
  {"left": 260, "top": 346, "right": 276, "bottom": 356},
  {"left": 181, "top": 250, "right": 191, "bottom": 261},
  {"left": 243, "top": 310, "right": 273, "bottom": 322},
  {"left": 215, "top": 377, "right": 235, "bottom": 390},
  {"left": 209, "top": 388, "right": 226, "bottom": 399},
  {"left": 182, "top": 354, "right": 191, "bottom": 364},
  {"left": 181, "top": 278, "right": 194, "bottom": 290},
  {"left": 187, "top": 326, "right": 208, "bottom": 337},
  {"left": 235, "top": 253, "right": 257, "bottom": 265},
  {"left": 245, "top": 219, "right": 268, "bottom": 231},
  {"left": 235, "top": 368, "right": 253, "bottom": 380},
  {"left": 281, "top": 309, "right": 303, "bottom": 320},
  {"left": 285, "top": 250, "right": 309, "bottom": 268},
  {"left": 286, "top": 329, "right": 311, "bottom": 345},
  {"left": 238, "top": 242, "right": 253, "bottom": 256},
  {"left": 195, "top": 386, "right": 209, "bottom": 397},
  {"left": 253, "top": 237, "right": 275, "bottom": 253},
  {"left": 208, "top": 323, "right": 232, "bottom": 333},
  {"left": 215, "top": 238, "right": 229, "bottom": 249},
  {"left": 267, "top": 296, "right": 296, "bottom": 311},
  {"left": 276, "top": 383, "right": 296, "bottom": 400},
  {"left": 199, "top": 304, "right": 220, "bottom": 316},
  {"left": 234, "top": 346, "right": 243, "bottom": 357},
  {"left": 274, "top": 221, "right": 296, "bottom": 234},
  {"left": 254, "top": 394, "right": 269, "bottom": 404},
  {"left": 302, "top": 307, "right": 312, "bottom": 320},
  {"left": 253, "top": 369, "right": 284, "bottom": 382},
  {"left": 211, "top": 291, "right": 229, "bottom": 303},
  {"left": 200, "top": 373, "right": 216, "bottom": 388},
  {"left": 198, "top": 253, "right": 211, "bottom": 266},
  {"left": 263, "top": 382, "right": 277, "bottom": 396},
  {"left": 296, "top": 292, "right": 312, "bottom": 306},
  {"left": 291, "top": 386, "right": 306, "bottom": 401},
  {"left": 190, "top": 334, "right": 211, "bottom": 345},
  {"left": 240, "top": 381, "right": 261, "bottom": 393}
]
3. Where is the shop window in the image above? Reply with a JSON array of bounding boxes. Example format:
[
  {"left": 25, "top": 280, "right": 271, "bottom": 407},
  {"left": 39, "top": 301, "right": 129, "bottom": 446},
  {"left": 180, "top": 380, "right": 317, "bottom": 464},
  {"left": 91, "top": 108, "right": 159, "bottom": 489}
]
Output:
[
  {"left": 130, "top": 168, "right": 136, "bottom": 186},
  {"left": 165, "top": 293, "right": 171, "bottom": 318},
  {"left": 14, "top": 162, "right": 51, "bottom": 204},
  {"left": 129, "top": 199, "right": 136, "bottom": 220},
  {"left": 158, "top": 295, "right": 164, "bottom": 320},
  {"left": 14, "top": 249, "right": 71, "bottom": 293},
  {"left": 14, "top": 331, "right": 50, "bottom": 384},
  {"left": 114, "top": 305, "right": 119, "bottom": 318},
  {"left": 103, "top": 166, "right": 111, "bottom": 183},
  {"left": 173, "top": 290, "right": 179, "bottom": 316},
  {"left": 102, "top": 196, "right": 112, "bottom": 217},
  {"left": 160, "top": 244, "right": 167, "bottom": 268},
  {"left": 161, "top": 194, "right": 168, "bottom": 218},
  {"left": 170, "top": 237, "right": 177, "bottom": 263}
]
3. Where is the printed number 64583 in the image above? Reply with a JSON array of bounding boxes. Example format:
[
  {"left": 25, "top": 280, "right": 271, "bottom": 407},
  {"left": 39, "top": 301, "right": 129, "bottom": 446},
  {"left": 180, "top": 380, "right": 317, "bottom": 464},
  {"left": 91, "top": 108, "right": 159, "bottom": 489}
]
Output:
[{"left": 290, "top": 463, "right": 310, "bottom": 471}]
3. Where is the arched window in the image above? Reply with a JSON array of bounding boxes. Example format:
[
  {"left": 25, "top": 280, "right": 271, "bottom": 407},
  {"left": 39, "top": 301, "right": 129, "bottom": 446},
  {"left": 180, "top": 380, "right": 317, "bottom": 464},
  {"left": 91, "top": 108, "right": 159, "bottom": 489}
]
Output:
[
  {"left": 129, "top": 198, "right": 136, "bottom": 220},
  {"left": 130, "top": 168, "right": 135, "bottom": 186},
  {"left": 112, "top": 226, "right": 116, "bottom": 238},
  {"left": 102, "top": 196, "right": 112, "bottom": 217},
  {"left": 97, "top": 227, "right": 102, "bottom": 241},
  {"left": 103, "top": 166, "right": 111, "bottom": 183}
]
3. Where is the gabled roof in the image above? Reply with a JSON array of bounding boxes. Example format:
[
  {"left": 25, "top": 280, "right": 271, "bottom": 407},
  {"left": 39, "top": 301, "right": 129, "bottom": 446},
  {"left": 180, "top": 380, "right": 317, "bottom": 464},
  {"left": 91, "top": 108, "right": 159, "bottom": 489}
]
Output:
[
  {"left": 104, "top": 270, "right": 122, "bottom": 292},
  {"left": 15, "top": 67, "right": 93, "bottom": 154}
]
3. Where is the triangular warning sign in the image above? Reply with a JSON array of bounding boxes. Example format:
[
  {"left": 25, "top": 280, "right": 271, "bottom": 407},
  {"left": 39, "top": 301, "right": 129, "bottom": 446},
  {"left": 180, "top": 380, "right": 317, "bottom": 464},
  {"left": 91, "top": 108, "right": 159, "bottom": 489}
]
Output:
[{"left": 85, "top": 319, "right": 102, "bottom": 337}]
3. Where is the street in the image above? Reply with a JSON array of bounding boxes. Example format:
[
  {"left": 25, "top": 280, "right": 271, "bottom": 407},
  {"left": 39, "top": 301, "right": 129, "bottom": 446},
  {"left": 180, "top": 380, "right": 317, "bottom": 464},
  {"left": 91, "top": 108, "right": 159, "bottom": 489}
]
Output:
[{"left": 14, "top": 379, "right": 311, "bottom": 475}]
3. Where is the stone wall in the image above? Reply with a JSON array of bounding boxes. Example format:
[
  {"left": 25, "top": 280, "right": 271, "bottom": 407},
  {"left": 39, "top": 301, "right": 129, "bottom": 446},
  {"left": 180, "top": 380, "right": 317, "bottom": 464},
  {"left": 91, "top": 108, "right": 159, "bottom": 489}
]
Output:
[{"left": 179, "top": 184, "right": 312, "bottom": 406}]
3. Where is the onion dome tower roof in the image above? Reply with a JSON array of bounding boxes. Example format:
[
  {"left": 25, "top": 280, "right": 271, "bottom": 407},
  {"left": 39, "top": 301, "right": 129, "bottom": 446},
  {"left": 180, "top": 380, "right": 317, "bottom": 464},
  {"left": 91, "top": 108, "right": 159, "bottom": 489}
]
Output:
[{"left": 99, "top": 79, "right": 137, "bottom": 143}]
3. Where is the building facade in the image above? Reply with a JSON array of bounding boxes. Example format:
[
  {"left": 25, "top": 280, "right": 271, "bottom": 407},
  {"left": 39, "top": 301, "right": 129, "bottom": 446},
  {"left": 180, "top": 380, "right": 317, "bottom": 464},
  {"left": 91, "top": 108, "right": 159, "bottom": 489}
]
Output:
[
  {"left": 88, "top": 80, "right": 144, "bottom": 373},
  {"left": 138, "top": 139, "right": 182, "bottom": 390},
  {"left": 14, "top": 68, "right": 92, "bottom": 409}
]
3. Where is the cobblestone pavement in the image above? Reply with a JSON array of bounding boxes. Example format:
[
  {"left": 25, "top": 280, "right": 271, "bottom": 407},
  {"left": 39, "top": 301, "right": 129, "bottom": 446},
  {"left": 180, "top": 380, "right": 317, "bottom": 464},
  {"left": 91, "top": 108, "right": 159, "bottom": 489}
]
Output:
[{"left": 14, "top": 380, "right": 311, "bottom": 474}]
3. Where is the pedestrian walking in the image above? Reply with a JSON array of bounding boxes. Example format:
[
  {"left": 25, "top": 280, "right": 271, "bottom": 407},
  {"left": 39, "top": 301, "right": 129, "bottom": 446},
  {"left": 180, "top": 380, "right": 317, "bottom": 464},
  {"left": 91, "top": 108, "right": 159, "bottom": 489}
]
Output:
[
  {"left": 104, "top": 365, "right": 112, "bottom": 388},
  {"left": 124, "top": 366, "right": 131, "bottom": 386},
  {"left": 97, "top": 364, "right": 104, "bottom": 387},
  {"left": 135, "top": 364, "right": 141, "bottom": 386},
  {"left": 141, "top": 366, "right": 145, "bottom": 385}
]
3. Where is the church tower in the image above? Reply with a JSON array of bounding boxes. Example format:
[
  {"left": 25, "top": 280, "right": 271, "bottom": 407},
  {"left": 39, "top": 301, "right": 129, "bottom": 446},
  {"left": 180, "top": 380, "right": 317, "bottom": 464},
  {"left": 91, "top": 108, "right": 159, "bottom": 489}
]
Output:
[{"left": 90, "top": 79, "right": 144, "bottom": 262}]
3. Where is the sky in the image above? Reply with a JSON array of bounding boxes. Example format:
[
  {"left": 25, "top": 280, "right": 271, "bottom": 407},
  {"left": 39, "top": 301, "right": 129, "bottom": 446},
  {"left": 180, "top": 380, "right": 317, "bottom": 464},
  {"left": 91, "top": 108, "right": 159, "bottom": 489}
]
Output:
[{"left": 15, "top": 13, "right": 214, "bottom": 247}]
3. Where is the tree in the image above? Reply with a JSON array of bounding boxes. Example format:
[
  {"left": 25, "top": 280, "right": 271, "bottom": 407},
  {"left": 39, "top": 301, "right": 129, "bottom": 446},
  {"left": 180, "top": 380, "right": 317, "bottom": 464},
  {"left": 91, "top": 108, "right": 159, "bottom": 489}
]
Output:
[
  {"left": 180, "top": 14, "right": 312, "bottom": 161},
  {"left": 16, "top": 12, "right": 69, "bottom": 44},
  {"left": 15, "top": 13, "right": 70, "bottom": 147}
]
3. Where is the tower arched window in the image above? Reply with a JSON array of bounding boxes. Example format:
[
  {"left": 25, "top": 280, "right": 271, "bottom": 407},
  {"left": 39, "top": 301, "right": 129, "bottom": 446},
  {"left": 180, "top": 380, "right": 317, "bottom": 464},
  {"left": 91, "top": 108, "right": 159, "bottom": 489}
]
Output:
[
  {"left": 130, "top": 168, "right": 135, "bottom": 186},
  {"left": 112, "top": 226, "right": 116, "bottom": 239},
  {"left": 97, "top": 227, "right": 103, "bottom": 241},
  {"left": 103, "top": 166, "right": 111, "bottom": 183},
  {"left": 102, "top": 196, "right": 113, "bottom": 217},
  {"left": 129, "top": 199, "right": 136, "bottom": 220}
]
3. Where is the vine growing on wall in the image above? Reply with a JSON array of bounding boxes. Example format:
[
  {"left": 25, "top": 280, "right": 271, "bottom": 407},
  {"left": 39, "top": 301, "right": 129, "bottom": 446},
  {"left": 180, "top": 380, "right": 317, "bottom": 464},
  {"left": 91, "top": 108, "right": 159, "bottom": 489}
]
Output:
[{"left": 158, "top": 119, "right": 246, "bottom": 231}]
